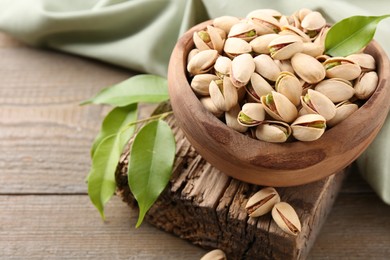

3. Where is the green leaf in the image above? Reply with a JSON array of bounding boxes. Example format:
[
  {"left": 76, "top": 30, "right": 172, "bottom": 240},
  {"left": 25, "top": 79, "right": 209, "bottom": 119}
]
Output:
[
  {"left": 88, "top": 104, "right": 138, "bottom": 220},
  {"left": 81, "top": 74, "right": 169, "bottom": 107},
  {"left": 325, "top": 15, "right": 390, "bottom": 57},
  {"left": 128, "top": 120, "right": 176, "bottom": 227}
]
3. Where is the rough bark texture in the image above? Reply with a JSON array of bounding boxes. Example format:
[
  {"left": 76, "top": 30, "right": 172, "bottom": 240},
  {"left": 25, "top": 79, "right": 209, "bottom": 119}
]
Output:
[{"left": 116, "top": 103, "right": 346, "bottom": 260}]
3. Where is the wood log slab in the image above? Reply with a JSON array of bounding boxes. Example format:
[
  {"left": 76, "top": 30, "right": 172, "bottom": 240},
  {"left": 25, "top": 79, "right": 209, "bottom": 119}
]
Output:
[{"left": 116, "top": 103, "right": 346, "bottom": 260}]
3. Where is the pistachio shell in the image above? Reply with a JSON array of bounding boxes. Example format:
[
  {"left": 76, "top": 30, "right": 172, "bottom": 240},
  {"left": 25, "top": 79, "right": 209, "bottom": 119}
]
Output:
[
  {"left": 209, "top": 76, "right": 238, "bottom": 112},
  {"left": 231, "top": 53, "right": 255, "bottom": 88},
  {"left": 193, "top": 31, "right": 211, "bottom": 51},
  {"left": 354, "top": 71, "right": 378, "bottom": 99},
  {"left": 191, "top": 74, "right": 219, "bottom": 96},
  {"left": 275, "top": 71, "right": 302, "bottom": 106},
  {"left": 301, "top": 89, "right": 336, "bottom": 120},
  {"left": 301, "top": 11, "right": 326, "bottom": 31},
  {"left": 187, "top": 49, "right": 218, "bottom": 75},
  {"left": 200, "top": 249, "right": 227, "bottom": 260},
  {"left": 272, "top": 202, "right": 302, "bottom": 236},
  {"left": 297, "top": 8, "right": 312, "bottom": 22},
  {"left": 213, "top": 16, "right": 240, "bottom": 34},
  {"left": 200, "top": 97, "right": 224, "bottom": 117},
  {"left": 298, "top": 107, "right": 310, "bottom": 116},
  {"left": 246, "top": 73, "right": 274, "bottom": 102},
  {"left": 291, "top": 53, "right": 326, "bottom": 84},
  {"left": 256, "top": 120, "right": 291, "bottom": 143},
  {"left": 225, "top": 103, "right": 248, "bottom": 133},
  {"left": 228, "top": 22, "right": 257, "bottom": 41},
  {"left": 214, "top": 56, "right": 231, "bottom": 78},
  {"left": 245, "top": 187, "right": 281, "bottom": 217},
  {"left": 347, "top": 53, "right": 376, "bottom": 71},
  {"left": 324, "top": 57, "right": 362, "bottom": 80},
  {"left": 187, "top": 48, "right": 200, "bottom": 63},
  {"left": 254, "top": 54, "right": 281, "bottom": 81},
  {"left": 279, "top": 25, "right": 311, "bottom": 42},
  {"left": 327, "top": 101, "right": 358, "bottom": 127},
  {"left": 238, "top": 103, "right": 265, "bottom": 127},
  {"left": 269, "top": 35, "right": 304, "bottom": 60},
  {"left": 247, "top": 9, "right": 282, "bottom": 20},
  {"left": 249, "top": 34, "right": 279, "bottom": 54},
  {"left": 291, "top": 114, "right": 326, "bottom": 142},
  {"left": 274, "top": 60, "right": 294, "bottom": 74},
  {"left": 224, "top": 38, "right": 252, "bottom": 58},
  {"left": 207, "top": 25, "right": 224, "bottom": 53},
  {"left": 315, "top": 78, "right": 355, "bottom": 103},
  {"left": 302, "top": 42, "right": 324, "bottom": 57},
  {"left": 261, "top": 91, "right": 298, "bottom": 123},
  {"left": 247, "top": 14, "right": 280, "bottom": 35}
]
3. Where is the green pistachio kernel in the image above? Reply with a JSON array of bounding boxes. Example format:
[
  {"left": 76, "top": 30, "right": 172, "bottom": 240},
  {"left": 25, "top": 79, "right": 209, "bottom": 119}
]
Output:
[
  {"left": 308, "top": 121, "right": 326, "bottom": 129},
  {"left": 238, "top": 111, "right": 254, "bottom": 124},
  {"left": 198, "top": 31, "right": 211, "bottom": 43},
  {"left": 246, "top": 30, "right": 257, "bottom": 37},
  {"left": 324, "top": 61, "right": 341, "bottom": 70}
]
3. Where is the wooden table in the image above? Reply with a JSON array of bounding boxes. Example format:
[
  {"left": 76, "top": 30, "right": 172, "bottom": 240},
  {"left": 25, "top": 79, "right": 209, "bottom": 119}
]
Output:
[{"left": 0, "top": 32, "right": 389, "bottom": 259}]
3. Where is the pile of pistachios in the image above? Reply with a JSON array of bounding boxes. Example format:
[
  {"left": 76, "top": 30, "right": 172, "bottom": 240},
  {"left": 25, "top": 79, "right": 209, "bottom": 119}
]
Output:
[{"left": 187, "top": 9, "right": 378, "bottom": 142}]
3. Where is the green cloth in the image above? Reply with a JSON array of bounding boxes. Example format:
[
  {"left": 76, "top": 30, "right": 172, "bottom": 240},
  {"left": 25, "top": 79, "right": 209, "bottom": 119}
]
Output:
[{"left": 1, "top": 0, "right": 390, "bottom": 204}]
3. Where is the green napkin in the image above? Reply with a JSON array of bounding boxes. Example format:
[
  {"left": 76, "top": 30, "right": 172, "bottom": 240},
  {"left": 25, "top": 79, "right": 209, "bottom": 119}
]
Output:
[{"left": 1, "top": 0, "right": 389, "bottom": 204}]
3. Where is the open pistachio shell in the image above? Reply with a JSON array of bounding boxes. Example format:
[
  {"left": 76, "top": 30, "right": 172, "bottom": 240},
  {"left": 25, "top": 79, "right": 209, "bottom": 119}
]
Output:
[
  {"left": 254, "top": 54, "right": 281, "bottom": 82},
  {"left": 268, "top": 35, "right": 304, "bottom": 60},
  {"left": 261, "top": 91, "right": 298, "bottom": 123},
  {"left": 245, "top": 187, "right": 281, "bottom": 217},
  {"left": 347, "top": 53, "right": 376, "bottom": 72},
  {"left": 250, "top": 34, "right": 279, "bottom": 54},
  {"left": 228, "top": 22, "right": 257, "bottom": 41},
  {"left": 231, "top": 53, "right": 255, "bottom": 88},
  {"left": 209, "top": 76, "right": 238, "bottom": 112},
  {"left": 207, "top": 25, "right": 224, "bottom": 53},
  {"left": 301, "top": 89, "right": 336, "bottom": 120},
  {"left": 193, "top": 31, "right": 211, "bottom": 51},
  {"left": 274, "top": 60, "right": 294, "bottom": 74},
  {"left": 187, "top": 49, "right": 218, "bottom": 75},
  {"left": 224, "top": 38, "right": 252, "bottom": 59},
  {"left": 225, "top": 103, "right": 248, "bottom": 133},
  {"left": 246, "top": 73, "right": 274, "bottom": 102},
  {"left": 291, "top": 53, "right": 325, "bottom": 84},
  {"left": 279, "top": 25, "right": 311, "bottom": 42},
  {"left": 324, "top": 57, "right": 362, "bottom": 81},
  {"left": 247, "top": 9, "right": 282, "bottom": 20},
  {"left": 327, "top": 101, "right": 358, "bottom": 127},
  {"left": 315, "top": 78, "right": 355, "bottom": 103},
  {"left": 200, "top": 97, "right": 224, "bottom": 117},
  {"left": 191, "top": 74, "right": 219, "bottom": 96},
  {"left": 213, "top": 15, "right": 240, "bottom": 34},
  {"left": 275, "top": 71, "right": 302, "bottom": 106},
  {"left": 214, "top": 56, "right": 231, "bottom": 78},
  {"left": 302, "top": 42, "right": 324, "bottom": 58},
  {"left": 297, "top": 8, "right": 312, "bottom": 22},
  {"left": 354, "top": 71, "right": 379, "bottom": 100},
  {"left": 237, "top": 103, "right": 266, "bottom": 127},
  {"left": 291, "top": 114, "right": 326, "bottom": 142},
  {"left": 187, "top": 48, "right": 200, "bottom": 63},
  {"left": 272, "top": 202, "right": 302, "bottom": 236},
  {"left": 256, "top": 120, "right": 291, "bottom": 143},
  {"left": 301, "top": 11, "right": 326, "bottom": 38},
  {"left": 247, "top": 13, "right": 281, "bottom": 35}
]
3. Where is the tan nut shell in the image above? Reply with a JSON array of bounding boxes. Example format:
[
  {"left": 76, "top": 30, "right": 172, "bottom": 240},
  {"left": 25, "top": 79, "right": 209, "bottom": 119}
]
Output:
[
  {"left": 269, "top": 35, "right": 304, "bottom": 60},
  {"left": 209, "top": 77, "right": 238, "bottom": 112},
  {"left": 274, "top": 60, "right": 295, "bottom": 74},
  {"left": 247, "top": 9, "right": 282, "bottom": 20},
  {"left": 272, "top": 202, "right": 302, "bottom": 236},
  {"left": 256, "top": 121, "right": 291, "bottom": 143},
  {"left": 191, "top": 74, "right": 219, "bottom": 96},
  {"left": 291, "top": 114, "right": 326, "bottom": 142},
  {"left": 347, "top": 53, "right": 376, "bottom": 71},
  {"left": 200, "top": 97, "right": 223, "bottom": 117},
  {"left": 354, "top": 71, "right": 379, "bottom": 99},
  {"left": 324, "top": 57, "right": 362, "bottom": 80},
  {"left": 231, "top": 53, "right": 255, "bottom": 88},
  {"left": 224, "top": 38, "right": 252, "bottom": 58},
  {"left": 302, "top": 42, "right": 324, "bottom": 58},
  {"left": 254, "top": 54, "right": 281, "bottom": 81},
  {"left": 187, "top": 49, "right": 218, "bottom": 75},
  {"left": 280, "top": 25, "right": 311, "bottom": 42},
  {"left": 301, "top": 11, "right": 326, "bottom": 31},
  {"left": 213, "top": 15, "right": 240, "bottom": 34},
  {"left": 315, "top": 78, "right": 355, "bottom": 103},
  {"left": 301, "top": 89, "right": 336, "bottom": 120},
  {"left": 228, "top": 22, "right": 256, "bottom": 41},
  {"left": 250, "top": 33, "right": 279, "bottom": 54},
  {"left": 327, "top": 101, "right": 358, "bottom": 127},
  {"left": 245, "top": 187, "right": 281, "bottom": 217},
  {"left": 238, "top": 102, "right": 266, "bottom": 127},
  {"left": 246, "top": 73, "right": 274, "bottom": 102},
  {"left": 214, "top": 56, "right": 231, "bottom": 78},
  {"left": 225, "top": 104, "right": 248, "bottom": 133},
  {"left": 261, "top": 91, "right": 298, "bottom": 123},
  {"left": 275, "top": 71, "right": 302, "bottom": 106},
  {"left": 247, "top": 14, "right": 281, "bottom": 35},
  {"left": 291, "top": 53, "right": 325, "bottom": 84},
  {"left": 200, "top": 249, "right": 227, "bottom": 260}
]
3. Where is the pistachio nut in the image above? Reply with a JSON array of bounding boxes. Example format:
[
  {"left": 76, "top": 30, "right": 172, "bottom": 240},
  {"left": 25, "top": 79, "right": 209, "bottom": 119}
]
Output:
[
  {"left": 200, "top": 249, "right": 227, "bottom": 260},
  {"left": 314, "top": 78, "right": 355, "bottom": 103},
  {"left": 191, "top": 74, "right": 220, "bottom": 96},
  {"left": 228, "top": 22, "right": 257, "bottom": 41},
  {"left": 187, "top": 49, "right": 218, "bottom": 75},
  {"left": 213, "top": 16, "right": 240, "bottom": 34},
  {"left": 302, "top": 42, "right": 324, "bottom": 58},
  {"left": 301, "top": 89, "right": 336, "bottom": 120},
  {"left": 279, "top": 25, "right": 311, "bottom": 42},
  {"left": 272, "top": 202, "right": 302, "bottom": 236},
  {"left": 291, "top": 53, "right": 326, "bottom": 84},
  {"left": 278, "top": 15, "right": 291, "bottom": 27},
  {"left": 323, "top": 57, "right": 362, "bottom": 80},
  {"left": 254, "top": 54, "right": 281, "bottom": 81},
  {"left": 225, "top": 103, "right": 248, "bottom": 133},
  {"left": 187, "top": 48, "right": 199, "bottom": 63},
  {"left": 268, "top": 35, "right": 304, "bottom": 60},
  {"left": 237, "top": 103, "right": 266, "bottom": 127},
  {"left": 297, "top": 8, "right": 312, "bottom": 22},
  {"left": 247, "top": 9, "right": 282, "bottom": 20},
  {"left": 207, "top": 25, "right": 224, "bottom": 53},
  {"left": 298, "top": 107, "right": 310, "bottom": 116},
  {"left": 200, "top": 97, "right": 224, "bottom": 117},
  {"left": 245, "top": 72, "right": 274, "bottom": 102},
  {"left": 230, "top": 53, "right": 255, "bottom": 88},
  {"left": 327, "top": 101, "right": 358, "bottom": 127},
  {"left": 274, "top": 59, "right": 295, "bottom": 74},
  {"left": 347, "top": 53, "right": 376, "bottom": 72},
  {"left": 354, "top": 71, "right": 379, "bottom": 99},
  {"left": 214, "top": 56, "right": 232, "bottom": 78},
  {"left": 193, "top": 30, "right": 211, "bottom": 51},
  {"left": 275, "top": 71, "right": 302, "bottom": 106},
  {"left": 313, "top": 26, "right": 329, "bottom": 48},
  {"left": 256, "top": 120, "right": 291, "bottom": 143},
  {"left": 247, "top": 13, "right": 281, "bottom": 35},
  {"left": 249, "top": 33, "right": 279, "bottom": 54},
  {"left": 209, "top": 76, "right": 238, "bottom": 112},
  {"left": 291, "top": 114, "right": 326, "bottom": 141},
  {"left": 224, "top": 37, "right": 252, "bottom": 59},
  {"left": 261, "top": 91, "right": 298, "bottom": 123},
  {"left": 245, "top": 187, "right": 281, "bottom": 217},
  {"left": 301, "top": 11, "right": 326, "bottom": 38}
]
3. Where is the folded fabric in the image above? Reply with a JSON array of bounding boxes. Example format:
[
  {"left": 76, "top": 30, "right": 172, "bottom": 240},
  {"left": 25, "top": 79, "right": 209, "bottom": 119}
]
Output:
[{"left": 1, "top": 0, "right": 389, "bottom": 204}]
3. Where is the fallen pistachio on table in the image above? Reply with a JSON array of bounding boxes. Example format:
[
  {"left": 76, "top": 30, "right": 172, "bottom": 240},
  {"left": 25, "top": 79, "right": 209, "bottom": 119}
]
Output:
[
  {"left": 200, "top": 249, "right": 227, "bottom": 260},
  {"left": 187, "top": 8, "right": 381, "bottom": 143}
]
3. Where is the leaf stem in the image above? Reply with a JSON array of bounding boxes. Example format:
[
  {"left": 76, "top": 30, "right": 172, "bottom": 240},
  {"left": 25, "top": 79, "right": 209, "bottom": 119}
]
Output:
[{"left": 120, "top": 111, "right": 173, "bottom": 133}]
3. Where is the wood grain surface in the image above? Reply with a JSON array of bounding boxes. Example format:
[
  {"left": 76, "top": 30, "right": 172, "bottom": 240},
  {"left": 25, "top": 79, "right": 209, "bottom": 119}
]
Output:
[{"left": 0, "top": 32, "right": 389, "bottom": 259}]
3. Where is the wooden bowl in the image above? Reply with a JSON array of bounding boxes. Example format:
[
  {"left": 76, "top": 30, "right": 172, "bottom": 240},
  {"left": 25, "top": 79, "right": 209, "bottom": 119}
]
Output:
[{"left": 168, "top": 20, "right": 390, "bottom": 187}]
